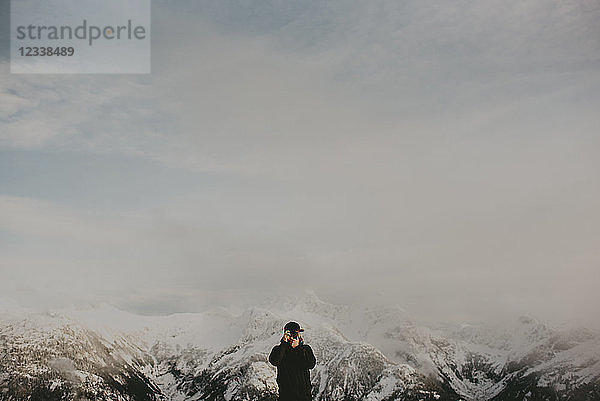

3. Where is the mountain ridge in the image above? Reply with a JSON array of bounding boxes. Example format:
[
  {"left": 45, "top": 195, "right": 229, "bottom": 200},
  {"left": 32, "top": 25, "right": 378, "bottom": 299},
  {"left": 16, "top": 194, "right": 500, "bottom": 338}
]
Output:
[{"left": 1, "top": 294, "right": 598, "bottom": 400}]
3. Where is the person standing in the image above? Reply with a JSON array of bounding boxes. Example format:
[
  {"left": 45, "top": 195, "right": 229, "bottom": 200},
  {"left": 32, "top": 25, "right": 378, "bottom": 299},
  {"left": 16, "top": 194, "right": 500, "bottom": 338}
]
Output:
[{"left": 269, "top": 321, "right": 316, "bottom": 401}]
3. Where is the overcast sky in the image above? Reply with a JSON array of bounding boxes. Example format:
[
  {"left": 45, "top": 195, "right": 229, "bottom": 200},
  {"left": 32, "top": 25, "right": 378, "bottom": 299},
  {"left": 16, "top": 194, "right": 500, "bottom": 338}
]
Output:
[{"left": 1, "top": 0, "right": 599, "bottom": 326}]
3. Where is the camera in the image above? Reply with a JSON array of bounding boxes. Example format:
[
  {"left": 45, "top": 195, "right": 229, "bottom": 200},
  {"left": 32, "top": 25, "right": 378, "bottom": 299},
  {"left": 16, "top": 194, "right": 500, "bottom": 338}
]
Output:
[{"left": 289, "top": 331, "right": 299, "bottom": 340}]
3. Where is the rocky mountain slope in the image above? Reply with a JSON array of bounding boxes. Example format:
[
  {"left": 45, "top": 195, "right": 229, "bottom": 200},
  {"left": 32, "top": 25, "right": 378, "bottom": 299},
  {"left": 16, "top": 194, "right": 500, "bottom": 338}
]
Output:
[{"left": 0, "top": 294, "right": 598, "bottom": 400}]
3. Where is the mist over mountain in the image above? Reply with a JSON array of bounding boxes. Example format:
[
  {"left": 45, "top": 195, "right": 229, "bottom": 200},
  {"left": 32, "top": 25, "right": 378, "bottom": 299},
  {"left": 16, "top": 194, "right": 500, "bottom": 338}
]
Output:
[
  {"left": 2, "top": 2, "right": 599, "bottom": 400},
  {"left": 1, "top": 292, "right": 598, "bottom": 401}
]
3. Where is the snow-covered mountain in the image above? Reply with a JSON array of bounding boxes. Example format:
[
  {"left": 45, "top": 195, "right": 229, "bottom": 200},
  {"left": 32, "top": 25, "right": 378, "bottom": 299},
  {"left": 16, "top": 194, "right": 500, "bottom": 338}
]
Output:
[{"left": 1, "top": 293, "right": 598, "bottom": 401}]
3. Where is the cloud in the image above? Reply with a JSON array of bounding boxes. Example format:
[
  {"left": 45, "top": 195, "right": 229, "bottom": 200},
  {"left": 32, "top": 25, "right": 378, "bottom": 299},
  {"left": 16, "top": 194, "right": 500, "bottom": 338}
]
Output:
[
  {"left": 0, "top": 0, "right": 599, "bottom": 325},
  {"left": 0, "top": 195, "right": 311, "bottom": 309}
]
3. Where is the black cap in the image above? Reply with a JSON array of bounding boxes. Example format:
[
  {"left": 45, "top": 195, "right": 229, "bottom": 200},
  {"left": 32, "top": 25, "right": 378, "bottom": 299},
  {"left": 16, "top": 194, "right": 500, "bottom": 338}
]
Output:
[{"left": 284, "top": 321, "right": 304, "bottom": 332}]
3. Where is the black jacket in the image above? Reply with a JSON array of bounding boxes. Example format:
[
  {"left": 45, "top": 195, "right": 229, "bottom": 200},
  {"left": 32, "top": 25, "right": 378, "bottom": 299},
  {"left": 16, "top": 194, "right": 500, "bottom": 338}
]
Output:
[{"left": 269, "top": 339, "right": 316, "bottom": 401}]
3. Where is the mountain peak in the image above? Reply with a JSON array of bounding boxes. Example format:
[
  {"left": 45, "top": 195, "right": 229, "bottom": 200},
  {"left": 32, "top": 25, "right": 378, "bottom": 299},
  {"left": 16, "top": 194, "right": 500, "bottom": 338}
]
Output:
[{"left": 518, "top": 315, "right": 537, "bottom": 325}]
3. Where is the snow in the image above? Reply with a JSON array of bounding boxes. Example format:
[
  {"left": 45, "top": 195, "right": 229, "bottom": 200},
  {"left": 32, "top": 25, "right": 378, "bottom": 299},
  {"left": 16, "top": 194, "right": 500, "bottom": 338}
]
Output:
[{"left": 1, "top": 292, "right": 598, "bottom": 400}]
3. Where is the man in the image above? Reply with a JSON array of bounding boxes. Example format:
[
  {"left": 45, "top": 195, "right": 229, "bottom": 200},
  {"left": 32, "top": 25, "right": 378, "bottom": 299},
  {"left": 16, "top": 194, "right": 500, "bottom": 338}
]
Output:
[{"left": 269, "top": 321, "right": 316, "bottom": 401}]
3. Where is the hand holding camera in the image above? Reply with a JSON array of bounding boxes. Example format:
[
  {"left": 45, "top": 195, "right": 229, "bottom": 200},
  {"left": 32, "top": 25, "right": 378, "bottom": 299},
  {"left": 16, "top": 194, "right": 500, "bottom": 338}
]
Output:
[{"left": 283, "top": 330, "right": 300, "bottom": 348}]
